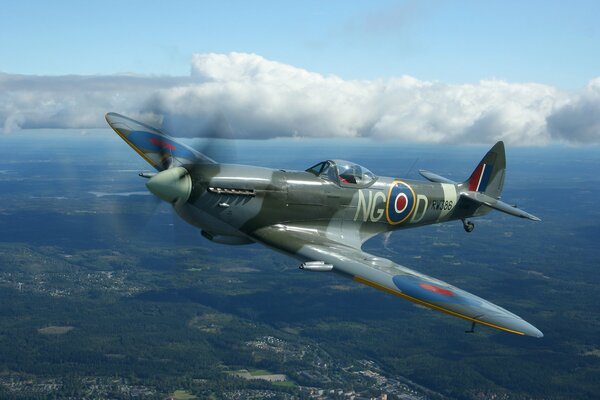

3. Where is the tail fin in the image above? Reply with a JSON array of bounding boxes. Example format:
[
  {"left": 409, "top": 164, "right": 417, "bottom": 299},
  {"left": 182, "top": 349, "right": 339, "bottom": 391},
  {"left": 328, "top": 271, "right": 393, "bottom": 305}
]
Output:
[
  {"left": 464, "top": 141, "right": 505, "bottom": 199},
  {"left": 459, "top": 141, "right": 540, "bottom": 221}
]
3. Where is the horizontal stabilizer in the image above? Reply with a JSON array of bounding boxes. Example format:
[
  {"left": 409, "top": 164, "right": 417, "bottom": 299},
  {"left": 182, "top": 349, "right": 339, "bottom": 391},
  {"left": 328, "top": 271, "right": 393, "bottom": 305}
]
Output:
[
  {"left": 419, "top": 169, "right": 457, "bottom": 184},
  {"left": 461, "top": 191, "right": 541, "bottom": 221}
]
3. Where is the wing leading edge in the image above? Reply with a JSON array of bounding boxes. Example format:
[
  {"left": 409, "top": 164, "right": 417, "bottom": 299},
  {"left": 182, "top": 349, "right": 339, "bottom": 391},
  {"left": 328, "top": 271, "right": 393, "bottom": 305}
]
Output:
[{"left": 252, "top": 224, "right": 543, "bottom": 338}]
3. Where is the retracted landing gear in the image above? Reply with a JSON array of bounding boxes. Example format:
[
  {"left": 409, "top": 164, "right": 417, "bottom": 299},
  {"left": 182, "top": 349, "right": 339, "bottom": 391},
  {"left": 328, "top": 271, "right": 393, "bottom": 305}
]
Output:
[{"left": 462, "top": 219, "right": 475, "bottom": 233}]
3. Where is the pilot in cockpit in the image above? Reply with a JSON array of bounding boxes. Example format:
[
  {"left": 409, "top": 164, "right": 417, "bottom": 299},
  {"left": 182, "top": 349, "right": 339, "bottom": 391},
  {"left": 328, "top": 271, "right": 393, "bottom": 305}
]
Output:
[
  {"left": 338, "top": 168, "right": 357, "bottom": 184},
  {"left": 306, "top": 160, "right": 376, "bottom": 187}
]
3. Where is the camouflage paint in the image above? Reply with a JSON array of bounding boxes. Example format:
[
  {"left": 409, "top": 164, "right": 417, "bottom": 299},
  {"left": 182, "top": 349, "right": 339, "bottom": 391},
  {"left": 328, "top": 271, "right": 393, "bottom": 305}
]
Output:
[{"left": 105, "top": 112, "right": 543, "bottom": 338}]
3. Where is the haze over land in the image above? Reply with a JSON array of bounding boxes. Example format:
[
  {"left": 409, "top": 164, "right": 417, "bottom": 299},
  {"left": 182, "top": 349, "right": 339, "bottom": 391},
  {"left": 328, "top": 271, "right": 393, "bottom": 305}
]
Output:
[{"left": 0, "top": 134, "right": 598, "bottom": 398}]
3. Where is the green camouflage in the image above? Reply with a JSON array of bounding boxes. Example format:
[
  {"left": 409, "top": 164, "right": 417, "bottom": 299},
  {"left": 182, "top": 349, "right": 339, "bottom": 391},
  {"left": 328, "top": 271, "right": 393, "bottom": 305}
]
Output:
[{"left": 106, "top": 112, "right": 542, "bottom": 338}]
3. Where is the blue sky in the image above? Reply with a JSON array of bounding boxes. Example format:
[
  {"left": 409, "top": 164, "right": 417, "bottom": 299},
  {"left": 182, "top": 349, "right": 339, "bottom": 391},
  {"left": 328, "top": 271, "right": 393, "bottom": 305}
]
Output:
[
  {"left": 2, "top": 0, "right": 599, "bottom": 88},
  {"left": 1, "top": 1, "right": 599, "bottom": 145}
]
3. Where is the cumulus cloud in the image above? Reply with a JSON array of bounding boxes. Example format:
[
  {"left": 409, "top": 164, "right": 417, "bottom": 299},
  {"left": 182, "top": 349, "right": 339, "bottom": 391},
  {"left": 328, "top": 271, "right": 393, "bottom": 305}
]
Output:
[
  {"left": 547, "top": 78, "right": 600, "bottom": 143},
  {"left": 0, "top": 52, "right": 598, "bottom": 145}
]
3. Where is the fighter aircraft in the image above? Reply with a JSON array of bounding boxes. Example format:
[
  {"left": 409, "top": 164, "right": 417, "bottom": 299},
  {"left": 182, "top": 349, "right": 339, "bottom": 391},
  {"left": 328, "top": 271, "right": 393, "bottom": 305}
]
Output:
[{"left": 105, "top": 112, "right": 543, "bottom": 338}]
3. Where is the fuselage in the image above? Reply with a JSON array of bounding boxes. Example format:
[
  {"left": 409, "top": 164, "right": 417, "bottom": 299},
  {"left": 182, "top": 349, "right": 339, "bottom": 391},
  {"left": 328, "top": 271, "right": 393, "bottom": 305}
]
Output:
[{"left": 174, "top": 163, "right": 486, "bottom": 245}]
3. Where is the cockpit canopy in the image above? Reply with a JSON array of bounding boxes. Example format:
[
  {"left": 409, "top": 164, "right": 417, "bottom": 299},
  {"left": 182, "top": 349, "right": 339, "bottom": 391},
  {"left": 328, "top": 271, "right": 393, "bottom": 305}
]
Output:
[{"left": 306, "top": 159, "right": 377, "bottom": 187}]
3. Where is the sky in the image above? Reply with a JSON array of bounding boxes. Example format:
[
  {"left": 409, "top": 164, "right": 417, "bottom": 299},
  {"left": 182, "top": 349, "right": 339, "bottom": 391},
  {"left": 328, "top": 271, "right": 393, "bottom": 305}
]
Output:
[{"left": 1, "top": 0, "right": 599, "bottom": 145}]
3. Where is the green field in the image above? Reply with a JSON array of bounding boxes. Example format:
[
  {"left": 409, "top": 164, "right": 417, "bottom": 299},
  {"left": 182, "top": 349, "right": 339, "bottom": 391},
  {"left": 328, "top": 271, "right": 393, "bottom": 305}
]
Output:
[
  {"left": 272, "top": 380, "right": 297, "bottom": 388},
  {"left": 171, "top": 390, "right": 197, "bottom": 399}
]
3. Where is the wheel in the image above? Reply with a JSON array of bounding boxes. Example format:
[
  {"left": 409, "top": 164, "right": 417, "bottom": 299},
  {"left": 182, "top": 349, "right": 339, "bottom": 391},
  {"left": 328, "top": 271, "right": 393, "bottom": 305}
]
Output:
[{"left": 464, "top": 221, "right": 475, "bottom": 233}]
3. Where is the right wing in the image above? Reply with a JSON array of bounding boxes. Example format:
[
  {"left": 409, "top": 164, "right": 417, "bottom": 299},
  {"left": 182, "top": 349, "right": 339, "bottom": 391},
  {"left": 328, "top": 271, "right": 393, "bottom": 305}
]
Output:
[{"left": 252, "top": 224, "right": 543, "bottom": 338}]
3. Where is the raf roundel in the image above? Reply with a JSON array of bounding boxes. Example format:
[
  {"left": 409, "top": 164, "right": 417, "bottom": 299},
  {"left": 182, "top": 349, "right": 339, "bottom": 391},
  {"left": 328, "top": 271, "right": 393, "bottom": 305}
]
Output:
[
  {"left": 386, "top": 180, "right": 416, "bottom": 225},
  {"left": 395, "top": 192, "right": 408, "bottom": 213}
]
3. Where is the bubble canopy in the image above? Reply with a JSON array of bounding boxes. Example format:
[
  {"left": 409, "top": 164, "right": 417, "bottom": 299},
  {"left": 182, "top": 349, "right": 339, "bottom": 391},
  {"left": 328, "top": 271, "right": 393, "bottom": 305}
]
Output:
[{"left": 306, "top": 159, "right": 377, "bottom": 187}]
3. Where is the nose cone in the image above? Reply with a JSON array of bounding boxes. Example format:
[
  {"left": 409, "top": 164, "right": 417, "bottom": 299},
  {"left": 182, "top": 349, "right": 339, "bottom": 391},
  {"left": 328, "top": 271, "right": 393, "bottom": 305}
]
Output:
[{"left": 146, "top": 167, "right": 192, "bottom": 203}]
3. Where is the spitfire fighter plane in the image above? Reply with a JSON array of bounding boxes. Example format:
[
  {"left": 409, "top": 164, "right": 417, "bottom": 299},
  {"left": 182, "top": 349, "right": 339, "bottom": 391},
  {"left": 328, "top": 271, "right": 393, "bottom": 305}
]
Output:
[{"left": 106, "top": 112, "right": 543, "bottom": 338}]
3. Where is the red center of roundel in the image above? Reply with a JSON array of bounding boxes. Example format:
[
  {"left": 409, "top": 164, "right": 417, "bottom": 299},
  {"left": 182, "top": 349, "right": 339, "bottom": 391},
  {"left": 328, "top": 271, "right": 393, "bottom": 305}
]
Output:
[
  {"left": 395, "top": 193, "right": 408, "bottom": 213},
  {"left": 419, "top": 283, "right": 455, "bottom": 296},
  {"left": 149, "top": 137, "right": 176, "bottom": 151}
]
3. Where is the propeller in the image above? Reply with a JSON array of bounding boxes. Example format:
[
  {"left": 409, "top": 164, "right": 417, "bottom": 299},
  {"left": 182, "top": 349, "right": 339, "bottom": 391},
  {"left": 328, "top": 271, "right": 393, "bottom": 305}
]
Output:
[
  {"left": 102, "top": 110, "right": 237, "bottom": 243},
  {"left": 142, "top": 95, "right": 237, "bottom": 165}
]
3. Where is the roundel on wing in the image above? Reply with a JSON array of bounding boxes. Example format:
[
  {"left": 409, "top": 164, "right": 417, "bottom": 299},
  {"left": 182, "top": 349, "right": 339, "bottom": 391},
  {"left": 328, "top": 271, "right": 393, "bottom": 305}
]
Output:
[
  {"left": 127, "top": 131, "right": 196, "bottom": 159},
  {"left": 386, "top": 180, "right": 416, "bottom": 225}
]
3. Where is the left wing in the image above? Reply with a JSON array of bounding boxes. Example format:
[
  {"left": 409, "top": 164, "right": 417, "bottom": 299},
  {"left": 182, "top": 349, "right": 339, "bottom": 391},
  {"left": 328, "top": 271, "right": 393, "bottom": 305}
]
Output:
[
  {"left": 105, "top": 112, "right": 215, "bottom": 171},
  {"left": 252, "top": 224, "right": 543, "bottom": 338}
]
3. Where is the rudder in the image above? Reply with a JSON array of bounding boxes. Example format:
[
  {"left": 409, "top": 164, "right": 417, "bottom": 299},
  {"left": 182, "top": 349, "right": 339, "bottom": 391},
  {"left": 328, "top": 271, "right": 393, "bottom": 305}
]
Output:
[{"left": 463, "top": 141, "right": 505, "bottom": 199}]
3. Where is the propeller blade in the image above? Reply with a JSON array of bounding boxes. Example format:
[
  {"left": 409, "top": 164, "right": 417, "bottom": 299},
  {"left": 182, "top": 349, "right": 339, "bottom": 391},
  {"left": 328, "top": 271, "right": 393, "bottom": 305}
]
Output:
[
  {"left": 138, "top": 108, "right": 237, "bottom": 164},
  {"left": 100, "top": 191, "right": 162, "bottom": 243}
]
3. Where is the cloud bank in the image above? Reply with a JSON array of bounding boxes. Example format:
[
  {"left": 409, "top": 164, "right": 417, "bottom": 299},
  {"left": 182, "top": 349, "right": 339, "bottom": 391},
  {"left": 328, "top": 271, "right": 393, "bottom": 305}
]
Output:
[{"left": 1, "top": 52, "right": 599, "bottom": 145}]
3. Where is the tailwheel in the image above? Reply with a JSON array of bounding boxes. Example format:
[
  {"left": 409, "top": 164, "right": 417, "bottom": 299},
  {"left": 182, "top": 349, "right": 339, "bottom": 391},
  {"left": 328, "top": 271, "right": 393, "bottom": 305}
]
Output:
[{"left": 462, "top": 219, "right": 475, "bottom": 233}]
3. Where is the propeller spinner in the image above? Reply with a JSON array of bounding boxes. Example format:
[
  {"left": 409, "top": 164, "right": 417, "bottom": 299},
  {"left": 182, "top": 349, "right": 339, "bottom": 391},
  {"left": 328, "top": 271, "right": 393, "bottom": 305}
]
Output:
[{"left": 145, "top": 166, "right": 192, "bottom": 203}]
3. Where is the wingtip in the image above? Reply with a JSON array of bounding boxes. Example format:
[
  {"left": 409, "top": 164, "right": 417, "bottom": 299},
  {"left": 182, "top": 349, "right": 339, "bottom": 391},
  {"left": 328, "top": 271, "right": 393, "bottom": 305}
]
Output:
[
  {"left": 105, "top": 112, "right": 120, "bottom": 125},
  {"left": 528, "top": 327, "right": 544, "bottom": 338},
  {"left": 519, "top": 320, "right": 544, "bottom": 338}
]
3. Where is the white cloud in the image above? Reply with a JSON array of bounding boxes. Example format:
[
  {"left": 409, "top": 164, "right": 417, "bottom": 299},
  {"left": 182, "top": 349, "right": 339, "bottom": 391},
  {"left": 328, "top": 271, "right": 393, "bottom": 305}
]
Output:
[
  {"left": 0, "top": 52, "right": 598, "bottom": 145},
  {"left": 547, "top": 78, "right": 600, "bottom": 143}
]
